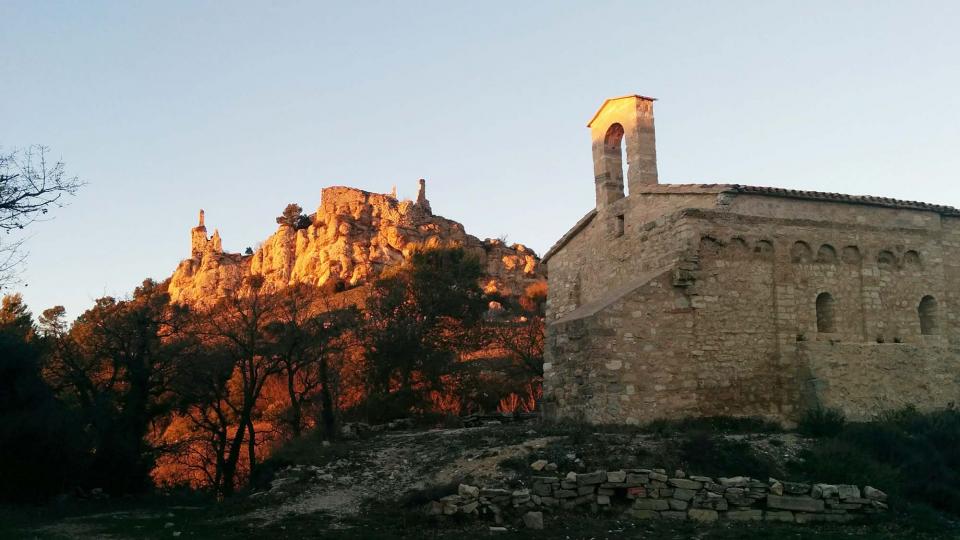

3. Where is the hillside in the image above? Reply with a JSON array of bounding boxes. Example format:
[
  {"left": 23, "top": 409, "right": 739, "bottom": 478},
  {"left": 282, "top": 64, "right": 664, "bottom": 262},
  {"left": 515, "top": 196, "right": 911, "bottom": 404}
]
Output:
[{"left": 168, "top": 181, "right": 543, "bottom": 307}]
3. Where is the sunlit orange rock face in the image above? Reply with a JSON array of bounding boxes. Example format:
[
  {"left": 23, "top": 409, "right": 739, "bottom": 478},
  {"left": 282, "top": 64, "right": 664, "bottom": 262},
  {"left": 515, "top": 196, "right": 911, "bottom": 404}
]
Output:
[{"left": 168, "top": 183, "right": 544, "bottom": 307}]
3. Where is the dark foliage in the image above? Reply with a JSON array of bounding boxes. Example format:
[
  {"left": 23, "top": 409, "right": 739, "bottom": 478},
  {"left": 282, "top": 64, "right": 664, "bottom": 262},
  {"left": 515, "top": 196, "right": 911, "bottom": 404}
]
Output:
[
  {"left": 791, "top": 407, "right": 960, "bottom": 516},
  {"left": 275, "top": 203, "right": 311, "bottom": 230},
  {"left": 0, "top": 296, "right": 89, "bottom": 502},
  {"left": 797, "top": 407, "right": 846, "bottom": 438}
]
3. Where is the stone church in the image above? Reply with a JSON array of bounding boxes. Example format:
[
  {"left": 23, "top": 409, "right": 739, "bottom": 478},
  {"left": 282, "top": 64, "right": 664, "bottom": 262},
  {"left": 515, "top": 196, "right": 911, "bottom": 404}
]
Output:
[{"left": 542, "top": 95, "right": 960, "bottom": 424}]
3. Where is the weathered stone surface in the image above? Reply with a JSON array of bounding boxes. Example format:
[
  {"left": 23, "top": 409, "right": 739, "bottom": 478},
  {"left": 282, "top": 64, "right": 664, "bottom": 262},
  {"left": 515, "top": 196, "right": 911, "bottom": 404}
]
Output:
[
  {"left": 669, "top": 478, "right": 703, "bottom": 490},
  {"left": 633, "top": 499, "right": 670, "bottom": 511},
  {"left": 837, "top": 485, "right": 861, "bottom": 500},
  {"left": 649, "top": 471, "right": 669, "bottom": 483},
  {"left": 864, "top": 486, "right": 888, "bottom": 501},
  {"left": 606, "top": 470, "right": 627, "bottom": 483},
  {"left": 767, "top": 495, "right": 825, "bottom": 513},
  {"left": 577, "top": 471, "right": 606, "bottom": 486},
  {"left": 726, "top": 509, "right": 763, "bottom": 521},
  {"left": 458, "top": 484, "right": 479, "bottom": 499},
  {"left": 530, "top": 460, "right": 548, "bottom": 472},
  {"left": 668, "top": 498, "right": 689, "bottom": 510},
  {"left": 812, "top": 484, "right": 838, "bottom": 499},
  {"left": 765, "top": 510, "right": 795, "bottom": 522},
  {"left": 522, "top": 511, "right": 543, "bottom": 530},
  {"left": 688, "top": 509, "right": 719, "bottom": 522},
  {"left": 625, "top": 473, "right": 649, "bottom": 486},
  {"left": 718, "top": 476, "right": 749, "bottom": 488}
]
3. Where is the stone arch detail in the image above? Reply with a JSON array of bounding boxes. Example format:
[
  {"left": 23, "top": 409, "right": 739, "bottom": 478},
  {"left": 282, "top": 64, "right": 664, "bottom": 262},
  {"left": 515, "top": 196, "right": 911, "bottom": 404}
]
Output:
[
  {"left": 816, "top": 244, "right": 838, "bottom": 264},
  {"left": 790, "top": 241, "right": 813, "bottom": 263},
  {"left": 598, "top": 123, "right": 626, "bottom": 202},
  {"left": 841, "top": 246, "right": 861, "bottom": 265},
  {"left": 753, "top": 239, "right": 774, "bottom": 259},
  {"left": 904, "top": 250, "right": 922, "bottom": 268},
  {"left": 877, "top": 250, "right": 897, "bottom": 270},
  {"left": 699, "top": 235, "right": 722, "bottom": 258}
]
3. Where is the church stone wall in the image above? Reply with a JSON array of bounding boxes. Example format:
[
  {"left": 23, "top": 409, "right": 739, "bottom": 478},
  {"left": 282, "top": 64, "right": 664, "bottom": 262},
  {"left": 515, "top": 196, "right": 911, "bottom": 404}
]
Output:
[{"left": 544, "top": 198, "right": 960, "bottom": 425}]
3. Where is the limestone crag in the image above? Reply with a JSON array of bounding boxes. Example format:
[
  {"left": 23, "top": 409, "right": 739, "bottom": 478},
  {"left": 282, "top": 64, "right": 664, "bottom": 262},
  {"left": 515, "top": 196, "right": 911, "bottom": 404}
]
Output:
[{"left": 169, "top": 183, "right": 542, "bottom": 306}]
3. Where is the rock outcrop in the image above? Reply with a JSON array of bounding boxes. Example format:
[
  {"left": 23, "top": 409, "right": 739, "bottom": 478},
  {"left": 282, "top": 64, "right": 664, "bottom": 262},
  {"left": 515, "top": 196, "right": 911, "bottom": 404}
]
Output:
[{"left": 168, "top": 181, "right": 543, "bottom": 307}]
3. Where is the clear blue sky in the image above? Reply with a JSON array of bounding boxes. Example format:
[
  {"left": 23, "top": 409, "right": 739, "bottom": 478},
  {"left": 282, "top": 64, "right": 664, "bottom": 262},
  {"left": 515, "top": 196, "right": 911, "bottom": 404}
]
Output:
[{"left": 3, "top": 1, "right": 959, "bottom": 319}]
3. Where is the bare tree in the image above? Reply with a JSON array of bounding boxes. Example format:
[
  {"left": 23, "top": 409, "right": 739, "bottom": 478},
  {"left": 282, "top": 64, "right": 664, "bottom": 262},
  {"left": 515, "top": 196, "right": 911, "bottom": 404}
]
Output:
[{"left": 0, "top": 146, "right": 84, "bottom": 287}]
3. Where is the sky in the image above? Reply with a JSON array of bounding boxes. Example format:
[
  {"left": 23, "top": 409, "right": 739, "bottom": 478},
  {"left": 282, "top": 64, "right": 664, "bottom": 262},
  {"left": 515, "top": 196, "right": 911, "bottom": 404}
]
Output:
[{"left": 2, "top": 1, "right": 959, "bottom": 319}]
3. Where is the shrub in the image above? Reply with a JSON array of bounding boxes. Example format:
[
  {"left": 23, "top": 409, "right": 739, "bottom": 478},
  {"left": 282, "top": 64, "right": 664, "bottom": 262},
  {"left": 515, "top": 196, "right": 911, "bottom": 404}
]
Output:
[
  {"left": 798, "top": 406, "right": 846, "bottom": 437},
  {"left": 793, "top": 407, "right": 960, "bottom": 517},
  {"left": 667, "top": 431, "right": 780, "bottom": 479}
]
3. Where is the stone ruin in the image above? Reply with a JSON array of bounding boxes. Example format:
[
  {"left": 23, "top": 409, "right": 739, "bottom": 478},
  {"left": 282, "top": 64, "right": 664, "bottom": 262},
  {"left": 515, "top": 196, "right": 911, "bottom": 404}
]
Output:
[
  {"left": 169, "top": 179, "right": 544, "bottom": 307},
  {"left": 542, "top": 94, "right": 960, "bottom": 425}
]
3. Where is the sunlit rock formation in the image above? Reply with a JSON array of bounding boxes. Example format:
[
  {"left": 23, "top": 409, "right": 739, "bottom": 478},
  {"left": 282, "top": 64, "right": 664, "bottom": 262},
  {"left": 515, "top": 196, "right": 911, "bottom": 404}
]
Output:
[{"left": 168, "top": 181, "right": 543, "bottom": 307}]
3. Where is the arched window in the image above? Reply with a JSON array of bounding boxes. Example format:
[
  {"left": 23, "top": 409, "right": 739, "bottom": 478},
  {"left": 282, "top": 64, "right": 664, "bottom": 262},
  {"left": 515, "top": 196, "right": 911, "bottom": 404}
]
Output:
[
  {"left": 791, "top": 241, "right": 812, "bottom": 263},
  {"left": 904, "top": 250, "right": 922, "bottom": 268},
  {"left": 816, "top": 292, "right": 836, "bottom": 333},
  {"left": 919, "top": 296, "right": 938, "bottom": 335},
  {"left": 603, "top": 123, "right": 626, "bottom": 197},
  {"left": 877, "top": 250, "right": 897, "bottom": 270},
  {"left": 816, "top": 244, "right": 838, "bottom": 263}
]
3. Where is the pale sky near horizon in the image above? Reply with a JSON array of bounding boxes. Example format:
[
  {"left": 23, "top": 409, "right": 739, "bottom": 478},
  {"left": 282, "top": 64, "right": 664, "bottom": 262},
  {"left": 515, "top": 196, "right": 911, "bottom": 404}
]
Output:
[{"left": 3, "top": 1, "right": 959, "bottom": 320}]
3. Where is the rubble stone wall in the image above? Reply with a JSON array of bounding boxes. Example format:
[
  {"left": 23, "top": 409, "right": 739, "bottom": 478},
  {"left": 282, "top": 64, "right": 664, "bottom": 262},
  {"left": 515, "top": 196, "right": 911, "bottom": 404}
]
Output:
[{"left": 430, "top": 469, "right": 888, "bottom": 525}]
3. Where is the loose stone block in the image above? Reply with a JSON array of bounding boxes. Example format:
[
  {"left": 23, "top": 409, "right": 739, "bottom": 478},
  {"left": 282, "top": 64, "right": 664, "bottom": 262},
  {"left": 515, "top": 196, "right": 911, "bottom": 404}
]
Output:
[
  {"left": 649, "top": 471, "right": 669, "bottom": 482},
  {"left": 688, "top": 509, "right": 719, "bottom": 522},
  {"left": 672, "top": 488, "right": 696, "bottom": 501},
  {"left": 532, "top": 483, "right": 552, "bottom": 497},
  {"left": 767, "top": 495, "right": 825, "bottom": 513},
  {"left": 764, "top": 510, "right": 795, "bottom": 522},
  {"left": 458, "top": 484, "right": 479, "bottom": 499},
  {"left": 726, "top": 509, "right": 763, "bottom": 521},
  {"left": 633, "top": 498, "right": 670, "bottom": 511},
  {"left": 606, "top": 470, "right": 627, "bottom": 483},
  {"left": 625, "top": 473, "right": 649, "bottom": 486},
  {"left": 718, "top": 476, "right": 749, "bottom": 488},
  {"left": 668, "top": 498, "right": 688, "bottom": 510},
  {"left": 669, "top": 478, "right": 703, "bottom": 490},
  {"left": 597, "top": 494, "right": 611, "bottom": 505},
  {"left": 661, "top": 511, "right": 688, "bottom": 520},
  {"left": 812, "top": 484, "right": 838, "bottom": 499},
  {"left": 577, "top": 471, "right": 606, "bottom": 485},
  {"left": 522, "top": 511, "right": 544, "bottom": 530},
  {"left": 837, "top": 485, "right": 861, "bottom": 500},
  {"left": 864, "top": 486, "right": 887, "bottom": 501}
]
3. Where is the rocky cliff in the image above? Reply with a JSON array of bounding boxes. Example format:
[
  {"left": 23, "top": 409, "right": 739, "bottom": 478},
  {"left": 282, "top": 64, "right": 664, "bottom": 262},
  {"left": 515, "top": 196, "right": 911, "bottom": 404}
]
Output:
[{"left": 168, "top": 181, "right": 543, "bottom": 307}]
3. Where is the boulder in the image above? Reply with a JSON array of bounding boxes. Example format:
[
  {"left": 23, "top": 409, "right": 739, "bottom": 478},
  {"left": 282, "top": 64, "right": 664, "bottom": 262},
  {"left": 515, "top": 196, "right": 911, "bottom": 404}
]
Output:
[{"left": 522, "top": 511, "right": 544, "bottom": 530}]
